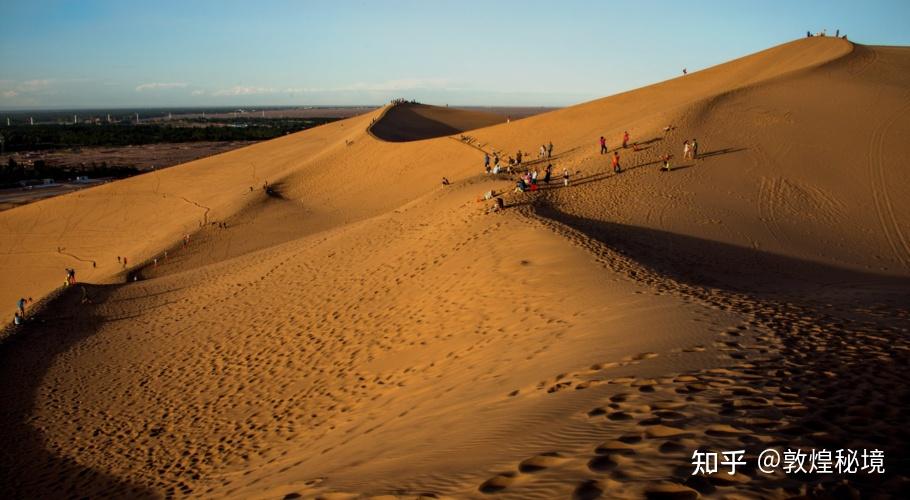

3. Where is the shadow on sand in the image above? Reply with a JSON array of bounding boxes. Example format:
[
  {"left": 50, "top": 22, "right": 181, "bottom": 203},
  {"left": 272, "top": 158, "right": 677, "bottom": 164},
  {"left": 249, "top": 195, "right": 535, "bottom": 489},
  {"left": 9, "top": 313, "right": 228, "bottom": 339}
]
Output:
[
  {"left": 0, "top": 285, "right": 158, "bottom": 499},
  {"left": 534, "top": 204, "right": 909, "bottom": 298}
]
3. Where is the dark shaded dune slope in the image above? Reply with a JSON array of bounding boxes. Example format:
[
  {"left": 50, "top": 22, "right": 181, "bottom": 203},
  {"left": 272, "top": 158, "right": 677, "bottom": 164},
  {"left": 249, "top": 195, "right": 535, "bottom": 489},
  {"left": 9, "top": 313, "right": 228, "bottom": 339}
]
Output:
[{"left": 369, "top": 103, "right": 506, "bottom": 142}]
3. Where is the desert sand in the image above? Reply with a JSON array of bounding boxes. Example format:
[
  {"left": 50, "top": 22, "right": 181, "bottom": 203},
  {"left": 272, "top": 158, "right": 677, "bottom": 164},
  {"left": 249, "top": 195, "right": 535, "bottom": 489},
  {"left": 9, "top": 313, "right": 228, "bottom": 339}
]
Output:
[{"left": 1, "top": 37, "right": 908, "bottom": 498}]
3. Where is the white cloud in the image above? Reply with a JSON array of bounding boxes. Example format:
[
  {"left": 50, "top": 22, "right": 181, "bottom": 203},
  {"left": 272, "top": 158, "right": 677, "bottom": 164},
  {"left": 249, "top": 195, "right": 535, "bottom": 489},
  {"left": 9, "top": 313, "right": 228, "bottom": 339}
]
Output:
[
  {"left": 21, "top": 79, "right": 51, "bottom": 89},
  {"left": 2, "top": 90, "right": 19, "bottom": 98},
  {"left": 191, "top": 89, "right": 205, "bottom": 96},
  {"left": 135, "top": 82, "right": 188, "bottom": 92},
  {"left": 212, "top": 86, "right": 275, "bottom": 96}
]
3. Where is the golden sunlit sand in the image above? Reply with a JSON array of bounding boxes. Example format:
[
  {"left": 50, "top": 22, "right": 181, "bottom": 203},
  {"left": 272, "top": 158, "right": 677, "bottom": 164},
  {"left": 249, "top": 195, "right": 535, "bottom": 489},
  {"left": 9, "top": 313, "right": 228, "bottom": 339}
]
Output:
[{"left": 1, "top": 37, "right": 908, "bottom": 498}]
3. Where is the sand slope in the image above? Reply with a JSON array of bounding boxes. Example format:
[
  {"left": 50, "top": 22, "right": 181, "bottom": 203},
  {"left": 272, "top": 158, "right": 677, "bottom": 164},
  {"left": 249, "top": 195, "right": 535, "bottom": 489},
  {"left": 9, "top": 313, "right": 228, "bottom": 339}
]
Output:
[{"left": 1, "top": 37, "right": 909, "bottom": 498}]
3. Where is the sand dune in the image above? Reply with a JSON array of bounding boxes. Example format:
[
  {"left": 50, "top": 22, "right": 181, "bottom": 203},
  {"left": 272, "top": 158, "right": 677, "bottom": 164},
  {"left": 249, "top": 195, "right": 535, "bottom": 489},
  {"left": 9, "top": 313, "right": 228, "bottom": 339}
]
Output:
[
  {"left": 1, "top": 37, "right": 909, "bottom": 498},
  {"left": 369, "top": 103, "right": 507, "bottom": 142}
]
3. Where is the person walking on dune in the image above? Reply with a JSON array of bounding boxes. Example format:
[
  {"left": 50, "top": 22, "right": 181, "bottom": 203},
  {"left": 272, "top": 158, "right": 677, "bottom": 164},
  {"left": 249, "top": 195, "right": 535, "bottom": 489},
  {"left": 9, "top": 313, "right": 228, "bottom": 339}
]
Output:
[
  {"left": 544, "top": 163, "right": 552, "bottom": 185},
  {"left": 563, "top": 168, "right": 570, "bottom": 187},
  {"left": 660, "top": 154, "right": 673, "bottom": 172},
  {"left": 612, "top": 151, "right": 622, "bottom": 173},
  {"left": 17, "top": 297, "right": 26, "bottom": 317},
  {"left": 539, "top": 144, "right": 547, "bottom": 159},
  {"left": 484, "top": 153, "right": 490, "bottom": 174},
  {"left": 600, "top": 136, "right": 607, "bottom": 155},
  {"left": 516, "top": 150, "right": 523, "bottom": 166},
  {"left": 547, "top": 141, "right": 553, "bottom": 159},
  {"left": 691, "top": 138, "right": 699, "bottom": 160},
  {"left": 622, "top": 131, "right": 630, "bottom": 149},
  {"left": 683, "top": 140, "right": 691, "bottom": 159}
]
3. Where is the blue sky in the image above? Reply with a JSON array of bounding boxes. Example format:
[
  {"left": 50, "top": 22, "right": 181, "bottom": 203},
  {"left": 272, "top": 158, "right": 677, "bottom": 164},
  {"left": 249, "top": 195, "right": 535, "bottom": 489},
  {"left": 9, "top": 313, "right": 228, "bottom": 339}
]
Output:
[{"left": 1, "top": 0, "right": 907, "bottom": 109}]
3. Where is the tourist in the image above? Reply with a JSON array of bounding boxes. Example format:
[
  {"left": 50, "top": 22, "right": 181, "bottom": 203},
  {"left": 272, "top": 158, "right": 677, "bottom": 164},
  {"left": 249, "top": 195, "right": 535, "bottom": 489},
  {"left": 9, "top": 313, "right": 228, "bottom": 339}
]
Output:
[
  {"left": 13, "top": 311, "right": 22, "bottom": 326},
  {"left": 661, "top": 154, "right": 673, "bottom": 172},
  {"left": 563, "top": 168, "right": 570, "bottom": 187},
  {"left": 622, "top": 131, "right": 630, "bottom": 149},
  {"left": 691, "top": 138, "right": 699, "bottom": 160},
  {"left": 600, "top": 136, "right": 607, "bottom": 154},
  {"left": 547, "top": 141, "right": 554, "bottom": 158},
  {"left": 441, "top": 177, "right": 450, "bottom": 186},
  {"left": 484, "top": 153, "right": 490, "bottom": 171},
  {"left": 544, "top": 164, "right": 552, "bottom": 184},
  {"left": 17, "top": 297, "right": 26, "bottom": 317},
  {"left": 612, "top": 151, "right": 621, "bottom": 173},
  {"left": 683, "top": 140, "right": 691, "bottom": 159},
  {"left": 539, "top": 144, "right": 546, "bottom": 159},
  {"left": 516, "top": 150, "right": 523, "bottom": 165}
]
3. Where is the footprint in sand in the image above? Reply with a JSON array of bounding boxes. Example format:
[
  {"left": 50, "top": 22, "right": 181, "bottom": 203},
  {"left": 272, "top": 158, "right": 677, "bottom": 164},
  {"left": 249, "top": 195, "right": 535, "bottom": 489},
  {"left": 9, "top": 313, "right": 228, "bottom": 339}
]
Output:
[
  {"left": 643, "top": 481, "right": 700, "bottom": 500},
  {"left": 622, "top": 352, "right": 659, "bottom": 362},
  {"left": 587, "top": 454, "right": 619, "bottom": 472},
  {"left": 643, "top": 425, "right": 695, "bottom": 439},
  {"left": 573, "top": 479, "right": 605, "bottom": 500},
  {"left": 517, "top": 452, "right": 568, "bottom": 473},
  {"left": 594, "top": 440, "right": 637, "bottom": 455},
  {"left": 587, "top": 407, "right": 608, "bottom": 417},
  {"left": 478, "top": 471, "right": 524, "bottom": 493},
  {"left": 607, "top": 410, "right": 635, "bottom": 421}
]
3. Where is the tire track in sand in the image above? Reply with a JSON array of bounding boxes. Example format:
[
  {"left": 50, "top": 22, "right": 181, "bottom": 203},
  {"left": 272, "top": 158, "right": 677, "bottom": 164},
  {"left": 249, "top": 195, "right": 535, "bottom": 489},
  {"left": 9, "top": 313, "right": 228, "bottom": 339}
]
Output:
[{"left": 867, "top": 94, "right": 910, "bottom": 269}]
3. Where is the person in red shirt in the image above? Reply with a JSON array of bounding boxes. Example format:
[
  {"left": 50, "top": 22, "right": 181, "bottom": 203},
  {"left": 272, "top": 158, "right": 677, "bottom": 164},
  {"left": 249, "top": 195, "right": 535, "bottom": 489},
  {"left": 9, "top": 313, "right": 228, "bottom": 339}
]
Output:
[
  {"left": 599, "top": 136, "right": 607, "bottom": 154},
  {"left": 612, "top": 151, "right": 621, "bottom": 173},
  {"left": 622, "top": 131, "right": 630, "bottom": 149}
]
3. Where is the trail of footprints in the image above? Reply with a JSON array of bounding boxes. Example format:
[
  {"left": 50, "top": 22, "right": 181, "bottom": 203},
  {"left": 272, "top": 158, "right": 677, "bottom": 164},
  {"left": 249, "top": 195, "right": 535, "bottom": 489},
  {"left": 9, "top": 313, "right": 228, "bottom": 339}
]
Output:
[{"left": 464, "top": 207, "right": 910, "bottom": 498}]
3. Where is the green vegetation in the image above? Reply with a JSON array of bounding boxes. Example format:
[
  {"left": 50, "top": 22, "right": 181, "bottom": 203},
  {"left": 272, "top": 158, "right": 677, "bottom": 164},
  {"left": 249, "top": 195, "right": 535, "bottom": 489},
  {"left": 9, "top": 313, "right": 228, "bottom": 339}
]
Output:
[
  {"left": 1, "top": 157, "right": 141, "bottom": 186},
  {"left": 0, "top": 118, "right": 337, "bottom": 152}
]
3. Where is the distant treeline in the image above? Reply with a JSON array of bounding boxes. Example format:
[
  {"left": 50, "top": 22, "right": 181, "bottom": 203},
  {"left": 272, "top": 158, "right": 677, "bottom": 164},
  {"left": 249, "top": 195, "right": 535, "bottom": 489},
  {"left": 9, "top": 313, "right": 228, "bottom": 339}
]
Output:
[
  {"left": 1, "top": 157, "right": 141, "bottom": 186},
  {"left": 0, "top": 118, "right": 337, "bottom": 151}
]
